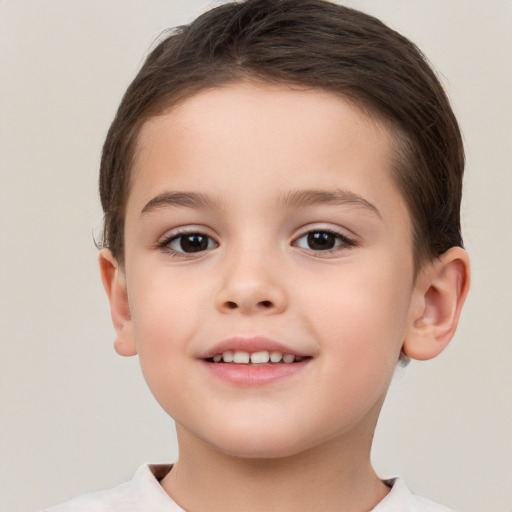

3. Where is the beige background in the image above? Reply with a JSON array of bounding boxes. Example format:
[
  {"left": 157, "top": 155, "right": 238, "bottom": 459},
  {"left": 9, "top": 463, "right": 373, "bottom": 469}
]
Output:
[{"left": 1, "top": 1, "right": 511, "bottom": 511}]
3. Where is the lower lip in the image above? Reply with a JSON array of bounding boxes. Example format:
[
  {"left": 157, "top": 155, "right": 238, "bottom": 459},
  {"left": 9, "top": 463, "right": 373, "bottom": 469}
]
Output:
[{"left": 201, "top": 359, "right": 310, "bottom": 386}]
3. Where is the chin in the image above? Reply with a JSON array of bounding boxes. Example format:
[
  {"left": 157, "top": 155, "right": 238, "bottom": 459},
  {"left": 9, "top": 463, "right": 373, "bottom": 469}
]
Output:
[{"left": 196, "top": 421, "right": 318, "bottom": 460}]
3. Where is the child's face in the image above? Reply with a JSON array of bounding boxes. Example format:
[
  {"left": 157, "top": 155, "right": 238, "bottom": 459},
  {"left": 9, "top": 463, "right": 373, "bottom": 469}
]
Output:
[{"left": 119, "top": 82, "right": 420, "bottom": 458}]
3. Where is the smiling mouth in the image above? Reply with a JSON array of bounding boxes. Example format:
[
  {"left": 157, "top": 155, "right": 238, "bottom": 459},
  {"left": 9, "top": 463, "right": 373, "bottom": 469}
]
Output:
[{"left": 206, "top": 350, "right": 308, "bottom": 364}]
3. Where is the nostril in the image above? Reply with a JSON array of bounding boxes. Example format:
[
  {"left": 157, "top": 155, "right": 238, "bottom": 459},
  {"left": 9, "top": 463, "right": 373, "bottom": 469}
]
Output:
[
  {"left": 259, "top": 300, "right": 272, "bottom": 308},
  {"left": 226, "top": 301, "right": 238, "bottom": 309}
]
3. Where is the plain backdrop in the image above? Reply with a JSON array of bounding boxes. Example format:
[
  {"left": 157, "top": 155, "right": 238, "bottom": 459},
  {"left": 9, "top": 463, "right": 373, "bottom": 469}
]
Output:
[{"left": 1, "top": 1, "right": 511, "bottom": 511}]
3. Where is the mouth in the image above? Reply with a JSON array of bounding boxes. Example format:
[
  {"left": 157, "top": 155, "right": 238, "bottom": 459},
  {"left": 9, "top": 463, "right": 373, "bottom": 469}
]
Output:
[{"left": 200, "top": 337, "right": 312, "bottom": 386}]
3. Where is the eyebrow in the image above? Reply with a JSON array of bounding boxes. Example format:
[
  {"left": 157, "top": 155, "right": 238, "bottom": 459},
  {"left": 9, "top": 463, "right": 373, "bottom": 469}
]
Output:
[
  {"left": 141, "top": 191, "right": 220, "bottom": 215},
  {"left": 140, "top": 188, "right": 381, "bottom": 219},
  {"left": 277, "top": 189, "right": 382, "bottom": 219}
]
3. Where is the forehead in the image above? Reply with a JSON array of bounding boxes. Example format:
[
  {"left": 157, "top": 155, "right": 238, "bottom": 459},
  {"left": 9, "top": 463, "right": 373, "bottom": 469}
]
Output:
[{"left": 128, "top": 82, "right": 408, "bottom": 229}]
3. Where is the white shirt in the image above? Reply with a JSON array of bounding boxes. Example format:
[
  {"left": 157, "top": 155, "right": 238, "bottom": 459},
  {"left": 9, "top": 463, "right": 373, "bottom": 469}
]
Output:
[{"left": 42, "top": 464, "right": 455, "bottom": 511}]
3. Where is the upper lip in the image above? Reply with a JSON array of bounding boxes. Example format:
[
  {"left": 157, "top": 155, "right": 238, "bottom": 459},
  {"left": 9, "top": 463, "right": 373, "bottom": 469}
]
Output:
[{"left": 198, "top": 336, "right": 311, "bottom": 359}]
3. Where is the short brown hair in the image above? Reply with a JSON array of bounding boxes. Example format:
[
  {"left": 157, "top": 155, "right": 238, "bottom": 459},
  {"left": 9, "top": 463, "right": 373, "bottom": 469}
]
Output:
[{"left": 99, "top": 0, "right": 464, "bottom": 270}]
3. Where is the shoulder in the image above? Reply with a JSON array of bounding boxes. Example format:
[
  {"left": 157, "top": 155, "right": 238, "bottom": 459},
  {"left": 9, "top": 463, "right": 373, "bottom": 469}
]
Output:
[
  {"left": 41, "top": 464, "right": 182, "bottom": 512},
  {"left": 41, "top": 479, "right": 132, "bottom": 512},
  {"left": 373, "top": 477, "right": 455, "bottom": 512}
]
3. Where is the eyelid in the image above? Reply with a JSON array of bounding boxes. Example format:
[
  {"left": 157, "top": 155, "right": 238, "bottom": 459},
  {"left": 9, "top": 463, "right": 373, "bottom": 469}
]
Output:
[{"left": 293, "top": 222, "right": 357, "bottom": 239}]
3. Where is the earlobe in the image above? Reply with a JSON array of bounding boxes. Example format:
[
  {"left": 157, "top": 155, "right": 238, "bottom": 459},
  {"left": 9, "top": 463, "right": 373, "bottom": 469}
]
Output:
[
  {"left": 403, "top": 247, "right": 470, "bottom": 361},
  {"left": 98, "top": 249, "right": 137, "bottom": 357}
]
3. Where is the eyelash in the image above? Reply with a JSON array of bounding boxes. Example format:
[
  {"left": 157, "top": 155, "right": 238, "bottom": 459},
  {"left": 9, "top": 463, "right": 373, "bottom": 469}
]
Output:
[
  {"left": 157, "top": 229, "right": 218, "bottom": 257},
  {"left": 293, "top": 229, "right": 356, "bottom": 254},
  {"left": 157, "top": 228, "right": 356, "bottom": 257}
]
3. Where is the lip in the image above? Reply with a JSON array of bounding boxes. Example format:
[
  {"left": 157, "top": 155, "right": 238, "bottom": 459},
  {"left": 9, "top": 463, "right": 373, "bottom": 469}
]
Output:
[
  {"left": 201, "top": 358, "right": 310, "bottom": 386},
  {"left": 198, "top": 336, "right": 310, "bottom": 360},
  {"left": 198, "top": 336, "right": 312, "bottom": 386}
]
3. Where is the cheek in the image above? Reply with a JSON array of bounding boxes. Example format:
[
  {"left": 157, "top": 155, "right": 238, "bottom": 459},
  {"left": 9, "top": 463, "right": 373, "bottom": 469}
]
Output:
[
  {"left": 308, "top": 271, "right": 411, "bottom": 430},
  {"left": 304, "top": 257, "right": 413, "bottom": 361},
  {"left": 128, "top": 280, "right": 197, "bottom": 415},
  {"left": 127, "top": 269, "right": 203, "bottom": 369}
]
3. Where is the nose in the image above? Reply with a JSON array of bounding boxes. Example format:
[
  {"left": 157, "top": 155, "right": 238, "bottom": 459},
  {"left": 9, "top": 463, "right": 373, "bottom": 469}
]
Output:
[{"left": 215, "top": 250, "right": 288, "bottom": 315}]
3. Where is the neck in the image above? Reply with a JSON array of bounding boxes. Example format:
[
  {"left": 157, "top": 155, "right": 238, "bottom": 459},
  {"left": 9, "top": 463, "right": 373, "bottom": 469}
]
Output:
[{"left": 161, "top": 424, "right": 389, "bottom": 512}]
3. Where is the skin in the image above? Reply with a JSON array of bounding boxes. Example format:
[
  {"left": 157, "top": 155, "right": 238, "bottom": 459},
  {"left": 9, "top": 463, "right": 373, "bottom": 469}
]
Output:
[{"left": 100, "top": 82, "right": 470, "bottom": 512}]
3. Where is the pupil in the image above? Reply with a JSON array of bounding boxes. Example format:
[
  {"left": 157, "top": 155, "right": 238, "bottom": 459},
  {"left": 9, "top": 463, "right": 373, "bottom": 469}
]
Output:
[
  {"left": 307, "top": 232, "right": 335, "bottom": 250},
  {"left": 180, "top": 234, "right": 208, "bottom": 252}
]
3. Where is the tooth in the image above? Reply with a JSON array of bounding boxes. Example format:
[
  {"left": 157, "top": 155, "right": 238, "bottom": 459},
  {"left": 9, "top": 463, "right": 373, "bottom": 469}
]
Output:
[
  {"left": 270, "top": 352, "right": 283, "bottom": 363},
  {"left": 222, "top": 351, "right": 234, "bottom": 363},
  {"left": 250, "top": 351, "right": 270, "bottom": 364},
  {"left": 213, "top": 354, "right": 222, "bottom": 363},
  {"left": 283, "top": 354, "right": 295, "bottom": 363},
  {"left": 233, "top": 351, "right": 250, "bottom": 363}
]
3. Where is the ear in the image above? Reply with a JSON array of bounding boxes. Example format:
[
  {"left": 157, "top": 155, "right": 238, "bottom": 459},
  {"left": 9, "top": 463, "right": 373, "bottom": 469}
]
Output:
[
  {"left": 403, "top": 247, "right": 470, "bottom": 360},
  {"left": 98, "top": 249, "right": 137, "bottom": 357}
]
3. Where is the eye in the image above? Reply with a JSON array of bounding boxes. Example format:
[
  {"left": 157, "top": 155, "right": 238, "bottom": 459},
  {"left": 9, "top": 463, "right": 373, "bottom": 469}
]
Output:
[
  {"left": 294, "top": 230, "right": 354, "bottom": 252},
  {"left": 162, "top": 232, "right": 218, "bottom": 254}
]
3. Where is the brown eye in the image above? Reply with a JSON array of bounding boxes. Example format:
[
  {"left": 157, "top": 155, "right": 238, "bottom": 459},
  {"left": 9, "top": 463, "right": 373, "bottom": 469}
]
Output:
[
  {"left": 294, "top": 230, "right": 353, "bottom": 252},
  {"left": 168, "top": 233, "right": 216, "bottom": 253},
  {"left": 306, "top": 232, "right": 337, "bottom": 250}
]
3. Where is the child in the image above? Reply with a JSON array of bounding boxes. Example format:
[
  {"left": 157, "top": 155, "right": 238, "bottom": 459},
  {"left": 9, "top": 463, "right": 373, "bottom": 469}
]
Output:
[{"left": 45, "top": 0, "right": 470, "bottom": 510}]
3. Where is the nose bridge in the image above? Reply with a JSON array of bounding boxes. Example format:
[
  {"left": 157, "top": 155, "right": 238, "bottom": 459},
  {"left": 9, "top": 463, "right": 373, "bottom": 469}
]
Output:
[{"left": 215, "top": 235, "right": 287, "bottom": 315}]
